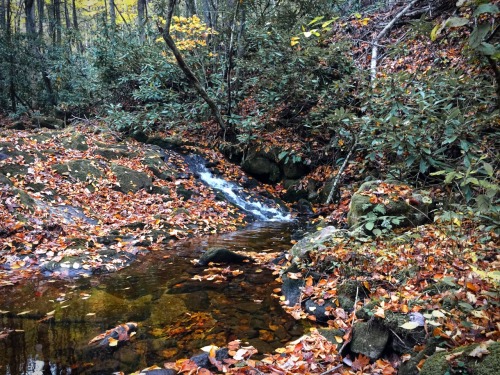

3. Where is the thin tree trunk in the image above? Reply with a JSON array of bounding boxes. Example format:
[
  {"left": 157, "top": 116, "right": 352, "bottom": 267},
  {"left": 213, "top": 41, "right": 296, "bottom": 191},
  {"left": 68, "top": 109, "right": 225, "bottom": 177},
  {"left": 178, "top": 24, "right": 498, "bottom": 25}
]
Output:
[
  {"left": 37, "top": 0, "right": 44, "bottom": 35},
  {"left": 0, "top": 0, "right": 6, "bottom": 31},
  {"left": 55, "top": 0, "right": 61, "bottom": 43},
  {"left": 109, "top": 0, "right": 115, "bottom": 27},
  {"left": 185, "top": 0, "right": 196, "bottom": 16},
  {"left": 137, "top": 0, "right": 146, "bottom": 42},
  {"left": 201, "top": 0, "right": 213, "bottom": 28},
  {"left": 225, "top": 0, "right": 239, "bottom": 117},
  {"left": 64, "top": 0, "right": 70, "bottom": 29},
  {"left": 71, "top": 0, "right": 83, "bottom": 52},
  {"left": 47, "top": 1, "right": 55, "bottom": 43},
  {"left": 161, "top": 0, "right": 227, "bottom": 133}
]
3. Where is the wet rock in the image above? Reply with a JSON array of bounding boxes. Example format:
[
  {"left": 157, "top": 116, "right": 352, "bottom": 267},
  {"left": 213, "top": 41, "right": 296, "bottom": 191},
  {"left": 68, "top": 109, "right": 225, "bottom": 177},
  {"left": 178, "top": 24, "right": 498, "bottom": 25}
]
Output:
[
  {"left": 113, "top": 346, "right": 140, "bottom": 366},
  {"left": 190, "top": 348, "right": 230, "bottom": 368},
  {"left": 281, "top": 273, "right": 304, "bottom": 307},
  {"left": 198, "top": 248, "right": 252, "bottom": 266},
  {"left": 318, "top": 327, "right": 345, "bottom": 348},
  {"left": 282, "top": 180, "right": 308, "bottom": 203},
  {"left": 183, "top": 291, "right": 210, "bottom": 311},
  {"left": 347, "top": 180, "right": 432, "bottom": 231},
  {"left": 52, "top": 159, "right": 103, "bottom": 182},
  {"left": 420, "top": 341, "right": 500, "bottom": 375},
  {"left": 350, "top": 321, "right": 389, "bottom": 360},
  {"left": 242, "top": 156, "right": 281, "bottom": 184},
  {"left": 111, "top": 164, "right": 152, "bottom": 193}
]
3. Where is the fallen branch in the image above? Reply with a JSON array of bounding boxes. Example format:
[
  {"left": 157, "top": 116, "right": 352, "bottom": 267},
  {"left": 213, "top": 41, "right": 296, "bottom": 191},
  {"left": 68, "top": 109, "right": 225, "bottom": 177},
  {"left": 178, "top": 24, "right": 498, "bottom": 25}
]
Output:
[{"left": 370, "top": 0, "right": 419, "bottom": 82}]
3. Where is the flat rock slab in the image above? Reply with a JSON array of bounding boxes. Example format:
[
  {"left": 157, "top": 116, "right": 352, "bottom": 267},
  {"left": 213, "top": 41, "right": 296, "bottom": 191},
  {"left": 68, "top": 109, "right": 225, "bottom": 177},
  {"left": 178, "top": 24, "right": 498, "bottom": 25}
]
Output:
[{"left": 198, "top": 248, "right": 252, "bottom": 266}]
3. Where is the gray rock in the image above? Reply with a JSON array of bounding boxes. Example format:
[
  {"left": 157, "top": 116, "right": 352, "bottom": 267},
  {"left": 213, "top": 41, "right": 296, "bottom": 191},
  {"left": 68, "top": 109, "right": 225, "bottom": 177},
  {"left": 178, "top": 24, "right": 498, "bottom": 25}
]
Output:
[
  {"left": 94, "top": 147, "right": 134, "bottom": 160},
  {"left": 289, "top": 226, "right": 347, "bottom": 261},
  {"left": 111, "top": 164, "right": 152, "bottom": 193},
  {"left": 282, "top": 160, "right": 309, "bottom": 179},
  {"left": 52, "top": 159, "right": 103, "bottom": 182},
  {"left": 198, "top": 248, "right": 252, "bottom": 266},
  {"left": 61, "top": 133, "right": 89, "bottom": 151},
  {"left": 350, "top": 321, "right": 389, "bottom": 360}
]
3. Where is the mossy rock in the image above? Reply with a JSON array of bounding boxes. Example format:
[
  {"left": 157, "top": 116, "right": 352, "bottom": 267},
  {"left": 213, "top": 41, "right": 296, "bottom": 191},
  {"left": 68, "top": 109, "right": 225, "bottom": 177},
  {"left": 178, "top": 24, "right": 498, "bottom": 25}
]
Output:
[
  {"left": 282, "top": 160, "right": 309, "bottom": 179},
  {"left": 94, "top": 147, "right": 134, "bottom": 160},
  {"left": 347, "top": 180, "right": 432, "bottom": 231},
  {"left": 111, "top": 164, "right": 152, "bottom": 193},
  {"left": 61, "top": 133, "right": 88, "bottom": 151},
  {"left": 142, "top": 155, "right": 174, "bottom": 181},
  {"left": 420, "top": 342, "right": 500, "bottom": 375},
  {"left": 0, "top": 174, "right": 13, "bottom": 186},
  {"left": 52, "top": 159, "right": 103, "bottom": 182},
  {"left": 146, "top": 136, "right": 183, "bottom": 149}
]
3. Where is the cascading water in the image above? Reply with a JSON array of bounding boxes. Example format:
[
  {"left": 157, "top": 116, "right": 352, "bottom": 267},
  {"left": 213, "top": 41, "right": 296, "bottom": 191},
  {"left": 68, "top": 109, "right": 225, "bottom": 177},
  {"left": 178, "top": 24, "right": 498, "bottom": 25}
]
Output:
[{"left": 185, "top": 155, "right": 292, "bottom": 222}]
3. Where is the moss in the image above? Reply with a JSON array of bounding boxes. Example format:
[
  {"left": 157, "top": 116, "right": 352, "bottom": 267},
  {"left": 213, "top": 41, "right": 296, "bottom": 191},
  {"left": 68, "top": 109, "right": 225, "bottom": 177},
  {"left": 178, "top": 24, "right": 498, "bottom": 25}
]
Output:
[{"left": 420, "top": 342, "right": 500, "bottom": 375}]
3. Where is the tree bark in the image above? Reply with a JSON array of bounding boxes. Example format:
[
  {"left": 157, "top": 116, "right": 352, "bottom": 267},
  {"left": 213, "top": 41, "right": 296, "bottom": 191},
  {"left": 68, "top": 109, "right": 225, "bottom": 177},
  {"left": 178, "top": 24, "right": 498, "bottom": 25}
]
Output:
[
  {"left": 37, "top": 0, "right": 44, "bottom": 35},
  {"left": 161, "top": 0, "right": 227, "bottom": 132},
  {"left": 64, "top": 0, "right": 70, "bottom": 29},
  {"left": 109, "top": 0, "right": 115, "bottom": 27},
  {"left": 0, "top": 0, "right": 6, "bottom": 31},
  {"left": 24, "top": 0, "right": 36, "bottom": 36},
  {"left": 137, "top": 0, "right": 146, "bottom": 42},
  {"left": 185, "top": 0, "right": 196, "bottom": 16}
]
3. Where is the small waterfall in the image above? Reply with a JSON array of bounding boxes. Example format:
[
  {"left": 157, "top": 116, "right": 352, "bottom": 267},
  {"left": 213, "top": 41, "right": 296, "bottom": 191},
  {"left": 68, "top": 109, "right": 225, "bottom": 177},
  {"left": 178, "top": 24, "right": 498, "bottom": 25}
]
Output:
[{"left": 186, "top": 155, "right": 291, "bottom": 222}]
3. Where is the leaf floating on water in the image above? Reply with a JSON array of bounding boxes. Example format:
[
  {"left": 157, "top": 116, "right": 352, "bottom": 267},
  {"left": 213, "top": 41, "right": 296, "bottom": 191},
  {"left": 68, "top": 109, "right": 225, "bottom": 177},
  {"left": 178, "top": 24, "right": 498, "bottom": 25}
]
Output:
[
  {"left": 108, "top": 337, "right": 119, "bottom": 347},
  {"left": 46, "top": 310, "right": 56, "bottom": 316},
  {"left": 17, "top": 310, "right": 31, "bottom": 316},
  {"left": 86, "top": 313, "right": 96, "bottom": 316},
  {"left": 0, "top": 310, "right": 9, "bottom": 314}
]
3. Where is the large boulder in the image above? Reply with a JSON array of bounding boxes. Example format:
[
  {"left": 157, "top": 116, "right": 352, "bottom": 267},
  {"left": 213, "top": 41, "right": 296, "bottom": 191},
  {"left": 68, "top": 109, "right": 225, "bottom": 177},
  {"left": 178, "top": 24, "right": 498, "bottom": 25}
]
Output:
[
  {"left": 420, "top": 341, "right": 500, "bottom": 375},
  {"left": 242, "top": 156, "right": 281, "bottom": 184},
  {"left": 52, "top": 159, "right": 103, "bottom": 182},
  {"left": 111, "top": 164, "right": 152, "bottom": 193},
  {"left": 347, "top": 180, "right": 432, "bottom": 232},
  {"left": 282, "top": 160, "right": 309, "bottom": 179}
]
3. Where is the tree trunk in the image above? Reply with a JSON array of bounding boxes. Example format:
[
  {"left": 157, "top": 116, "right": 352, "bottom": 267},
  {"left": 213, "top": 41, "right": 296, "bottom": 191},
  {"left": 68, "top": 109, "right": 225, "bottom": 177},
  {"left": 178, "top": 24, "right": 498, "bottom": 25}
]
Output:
[
  {"left": 24, "top": 0, "right": 36, "bottom": 36},
  {"left": 0, "top": 0, "right": 6, "bottom": 31},
  {"left": 161, "top": 0, "right": 228, "bottom": 133},
  {"left": 47, "top": 1, "right": 55, "bottom": 43},
  {"left": 201, "top": 0, "right": 214, "bottom": 28},
  {"left": 109, "top": 0, "right": 115, "bottom": 27},
  {"left": 71, "top": 0, "right": 83, "bottom": 51},
  {"left": 64, "top": 0, "right": 70, "bottom": 29},
  {"left": 137, "top": 0, "right": 146, "bottom": 42},
  {"left": 185, "top": 0, "right": 196, "bottom": 16},
  {"left": 54, "top": 0, "right": 61, "bottom": 44},
  {"left": 37, "top": 0, "right": 44, "bottom": 35}
]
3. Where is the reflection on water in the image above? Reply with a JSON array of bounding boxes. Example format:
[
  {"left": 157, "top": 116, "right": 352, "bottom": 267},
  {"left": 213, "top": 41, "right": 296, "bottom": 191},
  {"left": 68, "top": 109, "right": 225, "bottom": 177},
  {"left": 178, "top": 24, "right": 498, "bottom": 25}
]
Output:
[{"left": 0, "top": 222, "right": 304, "bottom": 374}]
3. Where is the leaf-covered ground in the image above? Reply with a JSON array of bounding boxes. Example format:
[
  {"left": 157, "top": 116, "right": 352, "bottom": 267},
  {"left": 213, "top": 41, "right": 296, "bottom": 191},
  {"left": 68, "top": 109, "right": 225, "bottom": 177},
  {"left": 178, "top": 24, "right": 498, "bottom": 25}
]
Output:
[{"left": 0, "top": 122, "right": 252, "bottom": 285}]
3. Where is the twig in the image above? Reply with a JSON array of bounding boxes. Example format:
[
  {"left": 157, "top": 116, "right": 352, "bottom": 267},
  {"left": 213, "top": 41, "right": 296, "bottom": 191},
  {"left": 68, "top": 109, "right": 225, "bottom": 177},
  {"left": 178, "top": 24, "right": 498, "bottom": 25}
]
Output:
[
  {"left": 319, "top": 363, "right": 343, "bottom": 375},
  {"left": 370, "top": 0, "right": 419, "bottom": 82}
]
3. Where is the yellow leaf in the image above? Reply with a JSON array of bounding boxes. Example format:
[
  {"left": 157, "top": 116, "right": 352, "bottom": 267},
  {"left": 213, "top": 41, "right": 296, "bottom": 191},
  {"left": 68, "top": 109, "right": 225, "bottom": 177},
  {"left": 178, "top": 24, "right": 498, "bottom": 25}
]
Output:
[
  {"left": 400, "top": 321, "right": 420, "bottom": 330},
  {"left": 108, "top": 337, "right": 119, "bottom": 347}
]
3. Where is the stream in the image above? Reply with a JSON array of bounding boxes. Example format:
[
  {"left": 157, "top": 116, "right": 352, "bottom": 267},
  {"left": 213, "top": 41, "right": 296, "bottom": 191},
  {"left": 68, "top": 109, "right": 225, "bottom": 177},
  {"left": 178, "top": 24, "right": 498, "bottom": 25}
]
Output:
[{"left": 0, "top": 155, "right": 305, "bottom": 375}]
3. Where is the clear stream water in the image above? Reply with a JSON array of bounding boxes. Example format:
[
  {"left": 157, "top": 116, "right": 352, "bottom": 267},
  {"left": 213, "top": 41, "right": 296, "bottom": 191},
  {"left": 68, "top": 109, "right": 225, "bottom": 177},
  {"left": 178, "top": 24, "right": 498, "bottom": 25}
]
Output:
[{"left": 0, "top": 158, "right": 304, "bottom": 375}]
